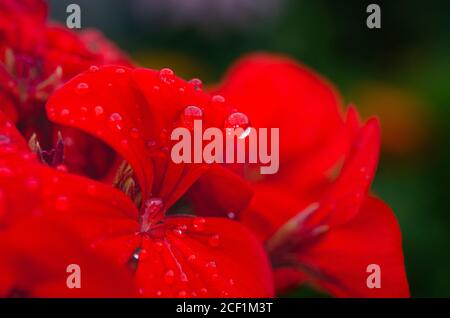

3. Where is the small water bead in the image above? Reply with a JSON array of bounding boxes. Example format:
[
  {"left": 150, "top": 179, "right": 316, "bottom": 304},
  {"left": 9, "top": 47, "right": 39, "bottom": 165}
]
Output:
[
  {"left": 192, "top": 217, "right": 206, "bottom": 232},
  {"left": 108, "top": 112, "right": 124, "bottom": 131},
  {"left": 159, "top": 68, "right": 175, "bottom": 84},
  {"left": 115, "top": 68, "right": 126, "bottom": 74},
  {"left": 0, "top": 166, "right": 13, "bottom": 177},
  {"left": 146, "top": 139, "right": 157, "bottom": 148},
  {"left": 94, "top": 105, "right": 104, "bottom": 117},
  {"left": 155, "top": 290, "right": 163, "bottom": 297},
  {"left": 211, "top": 95, "right": 225, "bottom": 104},
  {"left": 60, "top": 108, "right": 70, "bottom": 117},
  {"left": 154, "top": 241, "right": 164, "bottom": 252},
  {"left": 225, "top": 112, "right": 249, "bottom": 129},
  {"left": 130, "top": 128, "right": 140, "bottom": 139},
  {"left": 200, "top": 288, "right": 208, "bottom": 295},
  {"left": 54, "top": 195, "right": 69, "bottom": 211},
  {"left": 164, "top": 269, "right": 175, "bottom": 284},
  {"left": 187, "top": 254, "right": 197, "bottom": 263},
  {"left": 206, "top": 261, "right": 217, "bottom": 269},
  {"left": 75, "top": 82, "right": 90, "bottom": 95},
  {"left": 56, "top": 164, "right": 68, "bottom": 173},
  {"left": 227, "top": 211, "right": 236, "bottom": 219},
  {"left": 89, "top": 65, "right": 99, "bottom": 72},
  {"left": 208, "top": 234, "right": 220, "bottom": 247},
  {"left": 180, "top": 106, "right": 203, "bottom": 129},
  {"left": 180, "top": 272, "right": 188, "bottom": 282},
  {"left": 173, "top": 228, "right": 184, "bottom": 237},
  {"left": 189, "top": 78, "right": 203, "bottom": 90}
]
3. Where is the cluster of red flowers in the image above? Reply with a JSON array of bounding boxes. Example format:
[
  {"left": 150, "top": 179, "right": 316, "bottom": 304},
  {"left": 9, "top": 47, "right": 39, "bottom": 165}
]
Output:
[{"left": 0, "top": 0, "right": 409, "bottom": 297}]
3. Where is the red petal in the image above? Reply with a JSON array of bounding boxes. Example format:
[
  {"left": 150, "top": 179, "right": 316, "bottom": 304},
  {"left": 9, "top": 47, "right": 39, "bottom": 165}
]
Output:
[
  {"left": 0, "top": 114, "right": 273, "bottom": 298},
  {"left": 307, "top": 118, "right": 381, "bottom": 227},
  {"left": 0, "top": 218, "right": 137, "bottom": 297},
  {"left": 123, "top": 217, "right": 274, "bottom": 298},
  {"left": 290, "top": 197, "right": 410, "bottom": 297},
  {"left": 188, "top": 165, "right": 253, "bottom": 218},
  {"left": 46, "top": 66, "right": 240, "bottom": 208},
  {"left": 216, "top": 53, "right": 344, "bottom": 165}
]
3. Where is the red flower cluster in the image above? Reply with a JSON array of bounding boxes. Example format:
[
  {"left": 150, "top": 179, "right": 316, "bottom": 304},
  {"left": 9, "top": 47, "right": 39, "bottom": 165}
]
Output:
[{"left": 0, "top": 0, "right": 409, "bottom": 297}]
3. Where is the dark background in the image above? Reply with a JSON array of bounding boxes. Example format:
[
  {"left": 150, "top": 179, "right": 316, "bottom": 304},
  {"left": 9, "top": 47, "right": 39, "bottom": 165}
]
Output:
[{"left": 49, "top": 0, "right": 450, "bottom": 297}]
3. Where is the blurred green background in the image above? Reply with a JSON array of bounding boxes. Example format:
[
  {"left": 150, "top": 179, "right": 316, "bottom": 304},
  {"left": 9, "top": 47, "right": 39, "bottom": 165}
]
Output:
[{"left": 49, "top": 0, "right": 450, "bottom": 297}]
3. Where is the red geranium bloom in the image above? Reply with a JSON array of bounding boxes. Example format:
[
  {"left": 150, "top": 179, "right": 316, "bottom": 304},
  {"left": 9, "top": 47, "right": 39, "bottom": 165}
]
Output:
[
  {"left": 0, "top": 65, "right": 274, "bottom": 297},
  {"left": 192, "top": 54, "right": 410, "bottom": 297},
  {"left": 0, "top": 0, "right": 131, "bottom": 178}
]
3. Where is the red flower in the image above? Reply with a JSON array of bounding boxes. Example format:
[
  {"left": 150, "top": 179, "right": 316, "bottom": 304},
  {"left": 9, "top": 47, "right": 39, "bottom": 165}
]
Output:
[
  {"left": 192, "top": 54, "right": 409, "bottom": 297},
  {"left": 0, "top": 65, "right": 274, "bottom": 297},
  {"left": 0, "top": 0, "right": 131, "bottom": 178}
]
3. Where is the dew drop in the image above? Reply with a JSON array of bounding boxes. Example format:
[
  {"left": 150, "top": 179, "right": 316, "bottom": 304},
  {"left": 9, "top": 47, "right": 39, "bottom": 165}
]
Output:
[
  {"left": 115, "top": 68, "right": 126, "bottom": 74},
  {"left": 155, "top": 290, "right": 163, "bottom": 297},
  {"left": 60, "top": 108, "right": 70, "bottom": 117},
  {"left": 187, "top": 254, "right": 197, "bottom": 263},
  {"left": 146, "top": 139, "right": 157, "bottom": 148},
  {"left": 130, "top": 128, "right": 140, "bottom": 139},
  {"left": 159, "top": 68, "right": 175, "bottom": 84},
  {"left": 206, "top": 261, "right": 217, "bottom": 269},
  {"left": 208, "top": 234, "right": 220, "bottom": 247},
  {"left": 211, "top": 95, "right": 225, "bottom": 104},
  {"left": 227, "top": 211, "right": 236, "bottom": 219},
  {"left": 180, "top": 105, "right": 203, "bottom": 129},
  {"left": 225, "top": 112, "right": 249, "bottom": 130},
  {"left": 108, "top": 112, "right": 124, "bottom": 131},
  {"left": 192, "top": 217, "right": 206, "bottom": 232},
  {"left": 75, "top": 82, "right": 90, "bottom": 95},
  {"left": 89, "top": 65, "right": 99, "bottom": 72},
  {"left": 164, "top": 269, "right": 175, "bottom": 284},
  {"left": 94, "top": 105, "right": 104, "bottom": 117},
  {"left": 56, "top": 164, "right": 68, "bottom": 173},
  {"left": 178, "top": 290, "right": 187, "bottom": 297},
  {"left": 189, "top": 78, "right": 203, "bottom": 90}
]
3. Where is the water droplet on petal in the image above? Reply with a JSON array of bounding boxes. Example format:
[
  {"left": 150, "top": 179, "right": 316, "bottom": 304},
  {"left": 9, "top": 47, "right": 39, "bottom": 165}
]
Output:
[
  {"left": 189, "top": 78, "right": 203, "bottom": 90},
  {"left": 206, "top": 261, "right": 217, "bottom": 269},
  {"left": 178, "top": 290, "right": 187, "bottom": 297},
  {"left": 159, "top": 68, "right": 175, "bottom": 84},
  {"left": 225, "top": 112, "right": 249, "bottom": 130},
  {"left": 180, "top": 105, "right": 203, "bottom": 129},
  {"left": 187, "top": 254, "right": 197, "bottom": 263},
  {"left": 130, "top": 128, "right": 140, "bottom": 139},
  {"left": 164, "top": 269, "right": 175, "bottom": 284},
  {"left": 94, "top": 105, "right": 104, "bottom": 117},
  {"left": 211, "top": 95, "right": 225, "bottom": 104},
  {"left": 60, "top": 108, "right": 70, "bottom": 117},
  {"left": 89, "top": 65, "right": 99, "bottom": 72},
  {"left": 227, "top": 211, "right": 236, "bottom": 219},
  {"left": 75, "top": 82, "right": 90, "bottom": 95},
  {"left": 192, "top": 217, "right": 206, "bottom": 232},
  {"left": 115, "top": 68, "right": 126, "bottom": 74},
  {"left": 208, "top": 234, "right": 220, "bottom": 247},
  {"left": 108, "top": 113, "right": 124, "bottom": 131}
]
